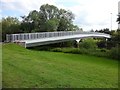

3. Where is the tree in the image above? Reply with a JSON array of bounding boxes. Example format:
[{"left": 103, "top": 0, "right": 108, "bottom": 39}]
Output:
[
  {"left": 45, "top": 18, "right": 59, "bottom": 32},
  {"left": 57, "top": 9, "right": 75, "bottom": 31},
  {"left": 39, "top": 4, "right": 60, "bottom": 32},
  {"left": 79, "top": 38, "right": 97, "bottom": 49},
  {"left": 39, "top": 4, "right": 59, "bottom": 21},
  {"left": 20, "top": 10, "right": 40, "bottom": 33},
  {"left": 95, "top": 29, "right": 120, "bottom": 49},
  {"left": 21, "top": 4, "right": 76, "bottom": 32},
  {"left": 95, "top": 28, "right": 110, "bottom": 34},
  {"left": 28, "top": 10, "right": 40, "bottom": 32},
  {"left": 2, "top": 17, "right": 21, "bottom": 41},
  {"left": 90, "top": 29, "right": 94, "bottom": 32},
  {"left": 117, "top": 13, "right": 120, "bottom": 24}
]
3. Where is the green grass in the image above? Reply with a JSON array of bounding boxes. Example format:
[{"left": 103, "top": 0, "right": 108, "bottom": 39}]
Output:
[
  {"left": 2, "top": 43, "right": 118, "bottom": 88},
  {"left": 0, "top": 43, "right": 2, "bottom": 88}
]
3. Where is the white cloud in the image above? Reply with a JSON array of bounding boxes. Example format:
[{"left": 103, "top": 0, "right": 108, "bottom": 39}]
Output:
[
  {"left": 1, "top": 0, "right": 15, "bottom": 3},
  {"left": 1, "top": 0, "right": 56, "bottom": 14},
  {"left": 62, "top": 0, "right": 119, "bottom": 31},
  {"left": 1, "top": 0, "right": 119, "bottom": 31}
]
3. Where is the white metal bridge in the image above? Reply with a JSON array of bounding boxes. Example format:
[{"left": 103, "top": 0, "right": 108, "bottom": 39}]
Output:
[{"left": 6, "top": 31, "right": 111, "bottom": 48}]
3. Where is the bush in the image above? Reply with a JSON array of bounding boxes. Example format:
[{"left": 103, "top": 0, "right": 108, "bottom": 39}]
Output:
[
  {"left": 50, "top": 48, "right": 62, "bottom": 52},
  {"left": 79, "top": 38, "right": 97, "bottom": 50},
  {"left": 100, "top": 48, "right": 107, "bottom": 52},
  {"left": 51, "top": 48, "right": 82, "bottom": 54},
  {"left": 62, "top": 48, "right": 81, "bottom": 54},
  {"left": 79, "top": 48, "right": 90, "bottom": 54},
  {"left": 29, "top": 46, "right": 52, "bottom": 51},
  {"left": 97, "top": 40, "right": 106, "bottom": 48},
  {"left": 89, "top": 49, "right": 109, "bottom": 57},
  {"left": 109, "top": 46, "right": 120, "bottom": 60},
  {"left": 50, "top": 47, "right": 109, "bottom": 58}
]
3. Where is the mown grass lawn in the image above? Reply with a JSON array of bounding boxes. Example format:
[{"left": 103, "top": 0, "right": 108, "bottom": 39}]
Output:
[{"left": 2, "top": 43, "right": 118, "bottom": 88}]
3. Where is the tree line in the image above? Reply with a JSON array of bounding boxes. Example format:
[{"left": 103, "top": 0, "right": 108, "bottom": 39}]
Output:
[{"left": 1, "top": 4, "right": 81, "bottom": 41}]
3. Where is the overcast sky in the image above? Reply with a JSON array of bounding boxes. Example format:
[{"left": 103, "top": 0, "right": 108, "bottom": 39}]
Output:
[{"left": 1, "top": 0, "right": 119, "bottom": 31}]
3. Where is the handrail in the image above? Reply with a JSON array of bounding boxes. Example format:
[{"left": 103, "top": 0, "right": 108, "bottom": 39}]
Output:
[{"left": 6, "top": 31, "right": 111, "bottom": 42}]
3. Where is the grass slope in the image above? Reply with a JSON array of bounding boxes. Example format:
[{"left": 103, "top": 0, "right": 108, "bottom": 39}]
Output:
[
  {"left": 0, "top": 43, "right": 2, "bottom": 88},
  {"left": 2, "top": 43, "right": 118, "bottom": 88}
]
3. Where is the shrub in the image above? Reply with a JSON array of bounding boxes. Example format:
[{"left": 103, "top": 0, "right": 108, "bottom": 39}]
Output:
[
  {"left": 90, "top": 50, "right": 109, "bottom": 57},
  {"left": 79, "top": 48, "right": 90, "bottom": 54},
  {"left": 29, "top": 46, "right": 52, "bottom": 51},
  {"left": 50, "top": 47, "right": 109, "bottom": 58},
  {"left": 97, "top": 40, "right": 106, "bottom": 48},
  {"left": 64, "top": 48, "right": 81, "bottom": 54},
  {"left": 100, "top": 48, "right": 107, "bottom": 52},
  {"left": 50, "top": 48, "right": 62, "bottom": 52},
  {"left": 109, "top": 46, "right": 120, "bottom": 60},
  {"left": 79, "top": 38, "right": 97, "bottom": 50}
]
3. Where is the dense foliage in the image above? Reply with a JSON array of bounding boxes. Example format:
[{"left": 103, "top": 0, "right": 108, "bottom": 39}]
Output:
[
  {"left": 79, "top": 38, "right": 97, "bottom": 49},
  {"left": 21, "top": 4, "right": 79, "bottom": 33},
  {"left": 1, "top": 17, "right": 21, "bottom": 41},
  {"left": 30, "top": 36, "right": 120, "bottom": 60},
  {"left": 1, "top": 4, "right": 80, "bottom": 41}
]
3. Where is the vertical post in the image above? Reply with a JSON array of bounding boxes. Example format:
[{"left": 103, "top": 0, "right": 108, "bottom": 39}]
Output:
[
  {"left": 13, "top": 34, "right": 16, "bottom": 42},
  {"left": 18, "top": 35, "right": 20, "bottom": 41},
  {"left": 106, "top": 38, "right": 108, "bottom": 48},
  {"left": 11, "top": 35, "right": 13, "bottom": 42},
  {"left": 6, "top": 34, "right": 9, "bottom": 42},
  {"left": 22, "top": 34, "right": 23, "bottom": 40}
]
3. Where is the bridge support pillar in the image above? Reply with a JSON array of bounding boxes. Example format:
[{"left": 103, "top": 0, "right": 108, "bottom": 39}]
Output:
[
  {"left": 105, "top": 38, "right": 108, "bottom": 48},
  {"left": 76, "top": 39, "right": 81, "bottom": 48}
]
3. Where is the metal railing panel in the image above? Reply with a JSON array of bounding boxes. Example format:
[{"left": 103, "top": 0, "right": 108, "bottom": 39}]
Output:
[{"left": 6, "top": 31, "right": 111, "bottom": 42}]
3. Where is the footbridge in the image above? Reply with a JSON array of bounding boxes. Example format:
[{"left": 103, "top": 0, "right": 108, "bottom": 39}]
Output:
[{"left": 6, "top": 31, "right": 111, "bottom": 48}]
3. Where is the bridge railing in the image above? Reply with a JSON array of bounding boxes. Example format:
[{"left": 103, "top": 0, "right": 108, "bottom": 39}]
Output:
[{"left": 6, "top": 31, "right": 110, "bottom": 42}]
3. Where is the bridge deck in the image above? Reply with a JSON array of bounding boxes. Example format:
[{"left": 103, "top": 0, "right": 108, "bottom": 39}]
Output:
[{"left": 6, "top": 31, "right": 111, "bottom": 47}]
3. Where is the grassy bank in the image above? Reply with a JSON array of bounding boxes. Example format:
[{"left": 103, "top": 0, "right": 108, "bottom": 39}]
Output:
[{"left": 2, "top": 43, "right": 118, "bottom": 88}]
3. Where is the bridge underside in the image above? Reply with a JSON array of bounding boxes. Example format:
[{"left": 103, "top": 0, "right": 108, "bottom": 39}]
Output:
[{"left": 15, "top": 34, "right": 110, "bottom": 48}]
